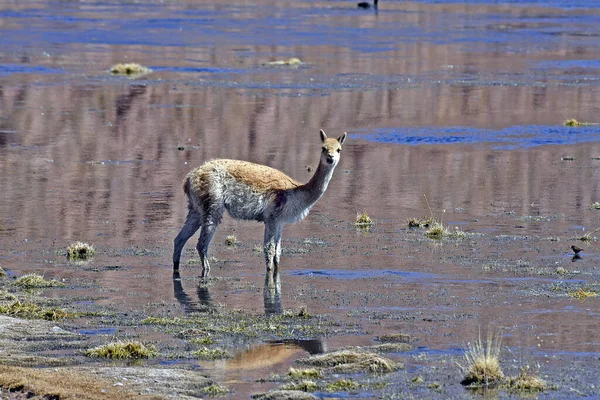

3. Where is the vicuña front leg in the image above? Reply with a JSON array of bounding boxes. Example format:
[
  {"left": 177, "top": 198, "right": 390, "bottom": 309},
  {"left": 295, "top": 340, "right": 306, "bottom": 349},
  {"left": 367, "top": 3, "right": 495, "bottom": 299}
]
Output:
[{"left": 263, "top": 222, "right": 283, "bottom": 274}]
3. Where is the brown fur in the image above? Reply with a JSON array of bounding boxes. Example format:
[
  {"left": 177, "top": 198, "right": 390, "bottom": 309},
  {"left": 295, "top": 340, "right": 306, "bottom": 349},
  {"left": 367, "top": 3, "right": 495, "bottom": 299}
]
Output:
[{"left": 186, "top": 159, "right": 300, "bottom": 197}]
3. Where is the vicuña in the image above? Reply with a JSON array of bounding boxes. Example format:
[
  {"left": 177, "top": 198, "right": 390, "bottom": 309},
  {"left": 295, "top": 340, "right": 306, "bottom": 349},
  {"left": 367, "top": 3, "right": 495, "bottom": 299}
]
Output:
[{"left": 173, "top": 129, "right": 347, "bottom": 277}]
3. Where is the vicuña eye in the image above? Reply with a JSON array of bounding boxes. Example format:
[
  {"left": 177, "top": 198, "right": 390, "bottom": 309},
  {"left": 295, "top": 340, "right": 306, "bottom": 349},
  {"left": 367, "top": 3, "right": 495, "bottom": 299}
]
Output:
[
  {"left": 337, "top": 148, "right": 341, "bottom": 153},
  {"left": 322, "top": 147, "right": 327, "bottom": 152}
]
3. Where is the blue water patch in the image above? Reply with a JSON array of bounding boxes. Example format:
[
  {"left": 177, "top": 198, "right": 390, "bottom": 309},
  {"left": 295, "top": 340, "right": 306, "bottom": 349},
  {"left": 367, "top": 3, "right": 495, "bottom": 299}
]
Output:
[
  {"left": 537, "top": 60, "right": 600, "bottom": 70},
  {"left": 290, "top": 269, "right": 438, "bottom": 280},
  {"left": 0, "top": 64, "right": 64, "bottom": 77},
  {"left": 78, "top": 327, "right": 117, "bottom": 335},
  {"left": 409, "top": 0, "right": 600, "bottom": 8},
  {"left": 359, "top": 125, "right": 600, "bottom": 150}
]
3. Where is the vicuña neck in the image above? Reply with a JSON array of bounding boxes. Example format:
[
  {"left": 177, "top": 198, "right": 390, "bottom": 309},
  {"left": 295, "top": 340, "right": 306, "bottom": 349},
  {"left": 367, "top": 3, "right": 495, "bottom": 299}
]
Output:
[{"left": 295, "top": 160, "right": 336, "bottom": 205}]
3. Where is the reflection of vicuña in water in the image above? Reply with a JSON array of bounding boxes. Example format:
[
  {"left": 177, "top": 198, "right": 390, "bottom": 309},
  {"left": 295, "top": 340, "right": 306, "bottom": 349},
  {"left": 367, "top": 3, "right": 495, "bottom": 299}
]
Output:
[{"left": 173, "top": 129, "right": 347, "bottom": 277}]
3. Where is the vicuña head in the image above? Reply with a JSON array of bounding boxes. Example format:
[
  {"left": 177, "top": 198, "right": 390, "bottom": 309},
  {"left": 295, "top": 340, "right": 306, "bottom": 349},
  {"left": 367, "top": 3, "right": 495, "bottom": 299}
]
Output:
[{"left": 173, "top": 129, "right": 347, "bottom": 278}]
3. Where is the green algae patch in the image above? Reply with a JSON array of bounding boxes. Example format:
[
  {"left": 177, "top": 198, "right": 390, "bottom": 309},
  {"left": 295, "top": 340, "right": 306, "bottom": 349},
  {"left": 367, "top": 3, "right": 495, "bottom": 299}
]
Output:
[
  {"left": 15, "top": 273, "right": 65, "bottom": 289},
  {"left": 86, "top": 340, "right": 158, "bottom": 359},
  {"left": 296, "top": 349, "right": 401, "bottom": 373},
  {"left": 0, "top": 300, "right": 72, "bottom": 320}
]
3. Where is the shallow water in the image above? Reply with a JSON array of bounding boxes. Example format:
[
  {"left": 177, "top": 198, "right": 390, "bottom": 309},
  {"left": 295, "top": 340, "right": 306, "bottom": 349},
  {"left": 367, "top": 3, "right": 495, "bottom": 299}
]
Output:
[{"left": 1, "top": 0, "right": 600, "bottom": 398}]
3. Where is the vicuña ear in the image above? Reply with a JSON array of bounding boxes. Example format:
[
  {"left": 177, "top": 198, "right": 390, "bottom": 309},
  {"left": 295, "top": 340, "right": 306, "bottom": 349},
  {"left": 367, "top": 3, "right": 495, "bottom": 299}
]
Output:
[
  {"left": 337, "top": 132, "right": 347, "bottom": 145},
  {"left": 319, "top": 129, "right": 327, "bottom": 142}
]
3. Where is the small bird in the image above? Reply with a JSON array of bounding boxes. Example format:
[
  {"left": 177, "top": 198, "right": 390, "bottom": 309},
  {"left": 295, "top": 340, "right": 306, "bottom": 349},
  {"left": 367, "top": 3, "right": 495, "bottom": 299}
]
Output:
[
  {"left": 358, "top": 0, "right": 378, "bottom": 9},
  {"left": 571, "top": 245, "right": 583, "bottom": 254}
]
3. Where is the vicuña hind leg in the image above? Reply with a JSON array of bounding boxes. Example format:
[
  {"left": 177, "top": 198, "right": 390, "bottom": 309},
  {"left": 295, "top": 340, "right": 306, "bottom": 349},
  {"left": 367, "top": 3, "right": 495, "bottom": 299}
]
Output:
[
  {"left": 173, "top": 209, "right": 201, "bottom": 271},
  {"left": 197, "top": 210, "right": 223, "bottom": 278}
]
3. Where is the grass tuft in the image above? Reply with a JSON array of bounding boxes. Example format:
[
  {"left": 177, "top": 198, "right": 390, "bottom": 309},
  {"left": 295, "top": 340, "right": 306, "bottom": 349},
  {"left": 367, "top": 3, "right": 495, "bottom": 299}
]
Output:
[
  {"left": 460, "top": 330, "right": 504, "bottom": 386},
  {"left": 297, "top": 349, "right": 400, "bottom": 373},
  {"left": 266, "top": 58, "right": 302, "bottom": 66},
  {"left": 110, "top": 63, "right": 151, "bottom": 76},
  {"left": 376, "top": 333, "right": 414, "bottom": 343},
  {"left": 15, "top": 273, "right": 65, "bottom": 289},
  {"left": 287, "top": 368, "right": 323, "bottom": 380},
  {"left": 86, "top": 340, "right": 158, "bottom": 359},
  {"left": 297, "top": 306, "right": 312, "bottom": 319},
  {"left": 568, "top": 287, "right": 597, "bottom": 300},
  {"left": 0, "top": 266, "right": 5, "bottom": 277},
  {"left": 66, "top": 241, "right": 96, "bottom": 260},
  {"left": 592, "top": 202, "right": 600, "bottom": 210},
  {"left": 505, "top": 366, "right": 546, "bottom": 393},
  {"left": 407, "top": 216, "right": 433, "bottom": 228},
  {"left": 192, "top": 347, "right": 231, "bottom": 360},
  {"left": 225, "top": 235, "right": 238, "bottom": 246},
  {"left": 201, "top": 383, "right": 229, "bottom": 396},
  {"left": 325, "top": 378, "right": 360, "bottom": 392},
  {"left": 565, "top": 118, "right": 599, "bottom": 127},
  {"left": 354, "top": 211, "right": 375, "bottom": 230},
  {"left": 0, "top": 300, "right": 71, "bottom": 320},
  {"left": 281, "top": 380, "right": 318, "bottom": 392}
]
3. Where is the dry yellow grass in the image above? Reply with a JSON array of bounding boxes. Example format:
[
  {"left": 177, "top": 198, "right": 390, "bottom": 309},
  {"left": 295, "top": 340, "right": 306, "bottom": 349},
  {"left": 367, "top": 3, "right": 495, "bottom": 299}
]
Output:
[
  {"left": 0, "top": 365, "right": 162, "bottom": 400},
  {"left": 296, "top": 349, "right": 400, "bottom": 373},
  {"left": 460, "top": 330, "right": 504, "bottom": 386}
]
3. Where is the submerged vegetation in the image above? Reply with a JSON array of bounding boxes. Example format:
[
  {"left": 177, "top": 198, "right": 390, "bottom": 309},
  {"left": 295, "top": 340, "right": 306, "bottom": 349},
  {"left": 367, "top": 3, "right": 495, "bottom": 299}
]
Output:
[
  {"left": 86, "top": 340, "right": 158, "bottom": 359},
  {"left": 66, "top": 241, "right": 96, "bottom": 260},
  {"left": 460, "top": 330, "right": 504, "bottom": 387}
]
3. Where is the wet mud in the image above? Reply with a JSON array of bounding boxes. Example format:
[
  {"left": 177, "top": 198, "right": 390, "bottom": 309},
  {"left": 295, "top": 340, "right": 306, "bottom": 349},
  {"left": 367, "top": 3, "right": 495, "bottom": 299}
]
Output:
[{"left": 1, "top": 0, "right": 600, "bottom": 398}]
